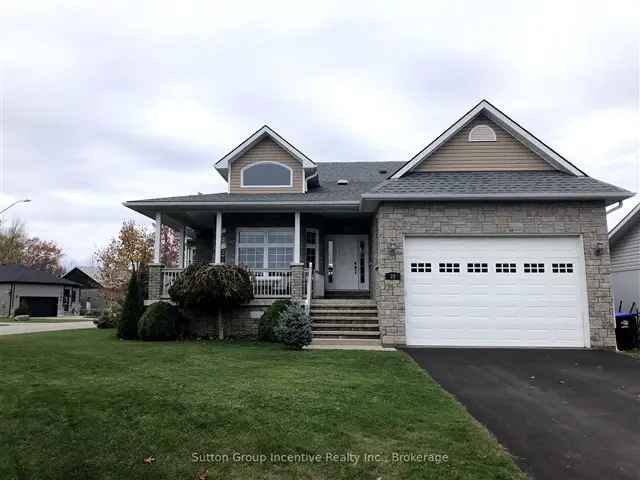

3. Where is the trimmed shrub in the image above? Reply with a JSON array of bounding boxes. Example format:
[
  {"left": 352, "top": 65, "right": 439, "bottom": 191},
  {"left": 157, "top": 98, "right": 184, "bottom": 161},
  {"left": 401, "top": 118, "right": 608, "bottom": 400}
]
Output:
[
  {"left": 138, "top": 302, "right": 179, "bottom": 340},
  {"left": 274, "top": 303, "right": 312, "bottom": 350},
  {"left": 258, "top": 299, "right": 291, "bottom": 342},
  {"left": 168, "top": 263, "right": 254, "bottom": 339},
  {"left": 94, "top": 303, "right": 119, "bottom": 329},
  {"left": 168, "top": 263, "right": 254, "bottom": 311},
  {"left": 118, "top": 273, "right": 144, "bottom": 339},
  {"left": 13, "top": 302, "right": 30, "bottom": 317}
]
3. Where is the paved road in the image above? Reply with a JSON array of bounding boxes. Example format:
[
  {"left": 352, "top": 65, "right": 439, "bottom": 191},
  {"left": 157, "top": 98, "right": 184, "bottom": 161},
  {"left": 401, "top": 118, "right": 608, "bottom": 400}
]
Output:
[
  {"left": 0, "top": 321, "right": 95, "bottom": 335},
  {"left": 407, "top": 348, "right": 640, "bottom": 480}
]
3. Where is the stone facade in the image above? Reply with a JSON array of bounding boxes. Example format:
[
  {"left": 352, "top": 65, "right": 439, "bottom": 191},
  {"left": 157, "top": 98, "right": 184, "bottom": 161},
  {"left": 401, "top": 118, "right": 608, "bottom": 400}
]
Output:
[
  {"left": 147, "top": 264, "right": 163, "bottom": 301},
  {"left": 374, "top": 201, "right": 616, "bottom": 349}
]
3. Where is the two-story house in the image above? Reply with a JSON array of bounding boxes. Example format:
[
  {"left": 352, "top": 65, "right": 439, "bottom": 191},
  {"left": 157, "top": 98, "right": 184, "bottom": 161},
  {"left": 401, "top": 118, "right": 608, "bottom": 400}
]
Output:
[{"left": 125, "top": 100, "right": 633, "bottom": 349}]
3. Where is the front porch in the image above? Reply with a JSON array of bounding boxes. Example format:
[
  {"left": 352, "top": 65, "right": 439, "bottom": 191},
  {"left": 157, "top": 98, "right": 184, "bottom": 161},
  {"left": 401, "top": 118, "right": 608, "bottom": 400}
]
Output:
[{"left": 147, "top": 211, "right": 376, "bottom": 303}]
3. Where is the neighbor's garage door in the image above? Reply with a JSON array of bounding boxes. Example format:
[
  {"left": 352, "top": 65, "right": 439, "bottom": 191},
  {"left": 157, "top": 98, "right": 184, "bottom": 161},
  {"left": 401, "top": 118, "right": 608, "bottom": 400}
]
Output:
[
  {"left": 404, "top": 237, "right": 588, "bottom": 347},
  {"left": 20, "top": 297, "right": 58, "bottom": 317}
]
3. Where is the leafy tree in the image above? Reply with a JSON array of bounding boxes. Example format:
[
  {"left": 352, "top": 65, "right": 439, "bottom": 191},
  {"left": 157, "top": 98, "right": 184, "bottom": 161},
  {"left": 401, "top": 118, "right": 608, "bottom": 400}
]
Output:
[
  {"left": 118, "top": 272, "right": 144, "bottom": 339},
  {"left": 95, "top": 220, "right": 153, "bottom": 304},
  {"left": 160, "top": 226, "right": 180, "bottom": 267},
  {"left": 95, "top": 220, "right": 181, "bottom": 305},
  {"left": 0, "top": 220, "right": 64, "bottom": 275}
]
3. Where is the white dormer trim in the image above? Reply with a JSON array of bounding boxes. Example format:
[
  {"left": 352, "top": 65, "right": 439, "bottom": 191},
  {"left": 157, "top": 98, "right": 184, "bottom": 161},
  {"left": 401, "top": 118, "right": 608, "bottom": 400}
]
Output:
[
  {"left": 391, "top": 100, "right": 586, "bottom": 178},
  {"left": 240, "top": 161, "right": 293, "bottom": 188},
  {"left": 468, "top": 124, "right": 496, "bottom": 142},
  {"left": 215, "top": 125, "right": 316, "bottom": 170}
]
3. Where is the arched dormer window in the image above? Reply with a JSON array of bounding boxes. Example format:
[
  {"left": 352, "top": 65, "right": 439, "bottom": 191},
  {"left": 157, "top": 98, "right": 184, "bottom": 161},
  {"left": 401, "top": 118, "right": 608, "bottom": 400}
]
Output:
[
  {"left": 240, "top": 161, "right": 293, "bottom": 188},
  {"left": 468, "top": 124, "right": 497, "bottom": 142}
]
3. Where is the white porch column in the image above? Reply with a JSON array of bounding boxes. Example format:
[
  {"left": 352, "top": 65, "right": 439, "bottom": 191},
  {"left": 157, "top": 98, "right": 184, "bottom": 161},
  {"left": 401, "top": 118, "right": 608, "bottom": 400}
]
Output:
[
  {"left": 293, "top": 211, "right": 301, "bottom": 264},
  {"left": 153, "top": 212, "right": 162, "bottom": 264},
  {"left": 214, "top": 211, "right": 223, "bottom": 264}
]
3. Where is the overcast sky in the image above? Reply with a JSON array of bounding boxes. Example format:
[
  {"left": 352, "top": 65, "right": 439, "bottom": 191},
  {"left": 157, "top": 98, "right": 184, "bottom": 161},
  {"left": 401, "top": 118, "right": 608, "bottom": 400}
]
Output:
[{"left": 1, "top": 0, "right": 638, "bottom": 268}]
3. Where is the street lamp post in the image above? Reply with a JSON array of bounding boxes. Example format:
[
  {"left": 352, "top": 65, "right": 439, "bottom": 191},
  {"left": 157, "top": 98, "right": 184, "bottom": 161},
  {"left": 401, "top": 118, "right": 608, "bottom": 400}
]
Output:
[{"left": 0, "top": 199, "right": 31, "bottom": 216}]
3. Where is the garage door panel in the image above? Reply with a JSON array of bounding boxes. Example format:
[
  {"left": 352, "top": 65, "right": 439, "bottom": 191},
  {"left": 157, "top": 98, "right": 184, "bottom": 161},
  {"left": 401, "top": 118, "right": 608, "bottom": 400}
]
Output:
[{"left": 404, "top": 236, "right": 587, "bottom": 347}]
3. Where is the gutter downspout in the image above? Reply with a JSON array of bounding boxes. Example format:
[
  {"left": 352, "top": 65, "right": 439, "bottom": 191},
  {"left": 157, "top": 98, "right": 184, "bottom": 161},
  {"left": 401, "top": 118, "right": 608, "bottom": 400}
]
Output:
[{"left": 606, "top": 201, "right": 624, "bottom": 215}]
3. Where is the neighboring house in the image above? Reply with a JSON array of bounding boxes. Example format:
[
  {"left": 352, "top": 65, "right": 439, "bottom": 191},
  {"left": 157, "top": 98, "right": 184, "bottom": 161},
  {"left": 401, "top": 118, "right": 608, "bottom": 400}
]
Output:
[
  {"left": 608, "top": 203, "right": 640, "bottom": 312},
  {"left": 63, "top": 266, "right": 106, "bottom": 315},
  {"left": 0, "top": 264, "right": 82, "bottom": 317},
  {"left": 124, "top": 100, "right": 633, "bottom": 349}
]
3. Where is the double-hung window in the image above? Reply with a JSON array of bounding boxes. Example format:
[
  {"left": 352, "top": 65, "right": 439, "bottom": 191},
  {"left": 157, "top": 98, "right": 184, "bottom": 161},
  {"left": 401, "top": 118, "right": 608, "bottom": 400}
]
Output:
[{"left": 237, "top": 229, "right": 294, "bottom": 270}]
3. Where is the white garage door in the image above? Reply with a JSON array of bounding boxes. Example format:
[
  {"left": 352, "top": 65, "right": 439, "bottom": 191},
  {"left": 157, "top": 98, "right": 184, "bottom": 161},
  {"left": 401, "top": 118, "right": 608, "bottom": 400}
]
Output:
[{"left": 404, "top": 236, "right": 589, "bottom": 347}]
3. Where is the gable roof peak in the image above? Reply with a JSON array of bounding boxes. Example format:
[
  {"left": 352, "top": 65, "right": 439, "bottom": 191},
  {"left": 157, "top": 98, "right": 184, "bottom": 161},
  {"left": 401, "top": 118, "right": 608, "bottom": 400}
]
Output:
[
  {"left": 391, "top": 101, "right": 587, "bottom": 178},
  {"left": 215, "top": 125, "right": 316, "bottom": 170}
]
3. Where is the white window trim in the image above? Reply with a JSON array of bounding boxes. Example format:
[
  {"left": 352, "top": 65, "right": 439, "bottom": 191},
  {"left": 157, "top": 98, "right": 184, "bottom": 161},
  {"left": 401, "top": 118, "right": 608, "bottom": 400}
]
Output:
[
  {"left": 305, "top": 228, "right": 319, "bottom": 270},
  {"left": 240, "top": 161, "right": 293, "bottom": 188},
  {"left": 236, "top": 227, "right": 295, "bottom": 269},
  {"left": 468, "top": 124, "right": 496, "bottom": 142}
]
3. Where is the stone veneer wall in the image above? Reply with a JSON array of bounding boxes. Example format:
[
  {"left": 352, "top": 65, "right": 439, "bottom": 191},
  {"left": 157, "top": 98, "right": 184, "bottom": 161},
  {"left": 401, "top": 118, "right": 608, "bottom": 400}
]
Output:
[
  {"left": 183, "top": 299, "right": 278, "bottom": 338},
  {"left": 375, "top": 201, "right": 616, "bottom": 349}
]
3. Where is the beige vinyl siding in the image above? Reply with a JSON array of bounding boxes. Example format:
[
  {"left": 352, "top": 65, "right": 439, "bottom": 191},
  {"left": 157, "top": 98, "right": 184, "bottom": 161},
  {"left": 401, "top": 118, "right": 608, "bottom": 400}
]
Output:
[
  {"left": 229, "top": 138, "right": 304, "bottom": 193},
  {"left": 610, "top": 225, "right": 640, "bottom": 272},
  {"left": 416, "top": 115, "right": 554, "bottom": 172}
]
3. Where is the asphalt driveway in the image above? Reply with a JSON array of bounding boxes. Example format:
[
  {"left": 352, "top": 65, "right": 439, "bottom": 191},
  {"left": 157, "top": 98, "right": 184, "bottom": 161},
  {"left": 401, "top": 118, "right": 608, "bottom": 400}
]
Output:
[{"left": 406, "top": 348, "right": 640, "bottom": 480}]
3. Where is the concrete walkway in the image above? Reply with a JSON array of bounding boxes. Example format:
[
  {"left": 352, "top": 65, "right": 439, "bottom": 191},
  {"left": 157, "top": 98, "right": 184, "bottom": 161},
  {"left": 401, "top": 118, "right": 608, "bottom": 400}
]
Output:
[{"left": 0, "top": 321, "right": 95, "bottom": 335}]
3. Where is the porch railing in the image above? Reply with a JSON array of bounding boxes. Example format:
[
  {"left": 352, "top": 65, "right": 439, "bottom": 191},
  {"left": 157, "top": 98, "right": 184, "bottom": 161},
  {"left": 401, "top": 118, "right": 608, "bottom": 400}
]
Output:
[
  {"left": 160, "top": 266, "right": 294, "bottom": 298},
  {"left": 251, "top": 269, "right": 291, "bottom": 297},
  {"left": 161, "top": 268, "right": 183, "bottom": 297}
]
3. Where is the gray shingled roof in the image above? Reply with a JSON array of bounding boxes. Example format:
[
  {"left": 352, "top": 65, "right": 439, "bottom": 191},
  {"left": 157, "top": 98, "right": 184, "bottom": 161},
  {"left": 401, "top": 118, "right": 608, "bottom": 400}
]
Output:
[
  {"left": 126, "top": 161, "right": 405, "bottom": 204},
  {"left": 124, "top": 163, "right": 633, "bottom": 214},
  {"left": 365, "top": 171, "right": 633, "bottom": 199},
  {"left": 0, "top": 264, "right": 81, "bottom": 286}
]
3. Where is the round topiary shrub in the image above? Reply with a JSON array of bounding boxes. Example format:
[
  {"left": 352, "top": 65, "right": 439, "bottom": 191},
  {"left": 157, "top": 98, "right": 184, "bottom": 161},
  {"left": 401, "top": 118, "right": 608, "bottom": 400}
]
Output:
[
  {"left": 274, "top": 303, "right": 312, "bottom": 350},
  {"left": 138, "top": 301, "right": 179, "bottom": 341},
  {"left": 258, "top": 299, "right": 291, "bottom": 342},
  {"left": 168, "top": 263, "right": 254, "bottom": 339},
  {"left": 168, "top": 263, "right": 254, "bottom": 311}
]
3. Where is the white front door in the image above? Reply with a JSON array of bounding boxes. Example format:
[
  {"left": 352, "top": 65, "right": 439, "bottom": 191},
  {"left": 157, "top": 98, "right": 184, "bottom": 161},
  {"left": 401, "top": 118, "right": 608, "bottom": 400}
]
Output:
[
  {"left": 325, "top": 235, "right": 369, "bottom": 291},
  {"left": 404, "top": 236, "right": 589, "bottom": 347}
]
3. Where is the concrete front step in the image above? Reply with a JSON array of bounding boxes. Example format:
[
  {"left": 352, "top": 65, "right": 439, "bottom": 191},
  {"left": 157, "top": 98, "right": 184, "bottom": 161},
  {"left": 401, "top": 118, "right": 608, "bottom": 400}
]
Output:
[
  {"left": 310, "top": 309, "right": 378, "bottom": 316},
  {"left": 311, "top": 299, "right": 377, "bottom": 307},
  {"left": 313, "top": 330, "right": 381, "bottom": 337},
  {"left": 311, "top": 315, "right": 378, "bottom": 321},
  {"left": 310, "top": 338, "right": 382, "bottom": 347},
  {"left": 312, "top": 323, "right": 380, "bottom": 329}
]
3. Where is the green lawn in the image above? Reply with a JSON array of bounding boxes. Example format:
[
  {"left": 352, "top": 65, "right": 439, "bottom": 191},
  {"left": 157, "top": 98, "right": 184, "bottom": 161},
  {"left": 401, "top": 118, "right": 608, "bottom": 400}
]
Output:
[{"left": 0, "top": 330, "right": 524, "bottom": 479}]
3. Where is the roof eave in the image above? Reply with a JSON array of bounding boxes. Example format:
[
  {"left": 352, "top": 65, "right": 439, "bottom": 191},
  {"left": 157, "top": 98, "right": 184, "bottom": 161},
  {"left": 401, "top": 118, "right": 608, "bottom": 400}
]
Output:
[
  {"left": 609, "top": 201, "right": 640, "bottom": 242},
  {"left": 124, "top": 200, "right": 362, "bottom": 217},
  {"left": 361, "top": 192, "right": 632, "bottom": 211}
]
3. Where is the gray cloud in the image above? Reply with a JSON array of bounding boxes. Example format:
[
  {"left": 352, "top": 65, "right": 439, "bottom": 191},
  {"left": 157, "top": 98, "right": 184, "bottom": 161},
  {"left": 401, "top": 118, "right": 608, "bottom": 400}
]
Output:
[{"left": 0, "top": 1, "right": 637, "bottom": 266}]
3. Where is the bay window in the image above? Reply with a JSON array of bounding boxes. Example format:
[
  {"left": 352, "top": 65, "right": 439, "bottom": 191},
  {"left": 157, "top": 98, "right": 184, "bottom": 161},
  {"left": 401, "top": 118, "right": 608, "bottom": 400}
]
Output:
[{"left": 237, "top": 228, "right": 294, "bottom": 269}]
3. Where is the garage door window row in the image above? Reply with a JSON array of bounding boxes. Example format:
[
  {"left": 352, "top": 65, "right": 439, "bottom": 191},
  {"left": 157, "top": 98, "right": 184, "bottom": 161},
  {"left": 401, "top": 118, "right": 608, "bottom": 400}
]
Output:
[
  {"left": 467, "top": 263, "right": 488, "bottom": 273},
  {"left": 410, "top": 261, "right": 575, "bottom": 274}
]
